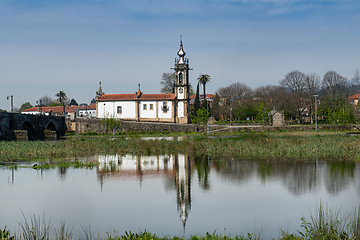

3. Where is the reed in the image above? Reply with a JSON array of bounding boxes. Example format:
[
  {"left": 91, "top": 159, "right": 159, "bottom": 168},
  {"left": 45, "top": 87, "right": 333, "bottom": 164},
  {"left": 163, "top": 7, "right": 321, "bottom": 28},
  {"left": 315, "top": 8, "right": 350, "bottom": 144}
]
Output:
[
  {"left": 3, "top": 204, "right": 360, "bottom": 240},
  {"left": 1, "top": 133, "right": 360, "bottom": 162}
]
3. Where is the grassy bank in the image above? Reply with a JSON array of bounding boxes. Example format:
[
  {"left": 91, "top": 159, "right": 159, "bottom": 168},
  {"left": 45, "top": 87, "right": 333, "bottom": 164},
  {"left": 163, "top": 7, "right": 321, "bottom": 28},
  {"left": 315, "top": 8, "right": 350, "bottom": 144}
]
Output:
[
  {"left": 1, "top": 203, "right": 360, "bottom": 239},
  {"left": 1, "top": 132, "right": 360, "bottom": 162}
]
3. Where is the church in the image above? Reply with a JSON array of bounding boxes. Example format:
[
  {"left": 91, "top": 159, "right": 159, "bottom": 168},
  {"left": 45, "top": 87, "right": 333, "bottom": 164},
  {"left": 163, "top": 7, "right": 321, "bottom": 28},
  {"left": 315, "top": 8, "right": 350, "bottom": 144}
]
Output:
[{"left": 96, "top": 40, "right": 191, "bottom": 124}]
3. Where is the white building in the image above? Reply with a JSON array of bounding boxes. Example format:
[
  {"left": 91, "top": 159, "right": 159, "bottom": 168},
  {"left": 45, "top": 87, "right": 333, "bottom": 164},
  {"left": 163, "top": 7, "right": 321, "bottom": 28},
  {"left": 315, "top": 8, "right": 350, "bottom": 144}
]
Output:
[
  {"left": 96, "top": 40, "right": 191, "bottom": 124},
  {"left": 78, "top": 103, "right": 96, "bottom": 118}
]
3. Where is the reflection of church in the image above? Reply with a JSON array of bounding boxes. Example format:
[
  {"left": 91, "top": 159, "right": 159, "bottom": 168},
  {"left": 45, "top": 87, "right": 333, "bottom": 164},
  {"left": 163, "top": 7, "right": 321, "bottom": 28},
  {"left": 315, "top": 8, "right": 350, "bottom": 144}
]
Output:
[
  {"left": 174, "top": 154, "right": 191, "bottom": 231},
  {"left": 96, "top": 154, "right": 192, "bottom": 229}
]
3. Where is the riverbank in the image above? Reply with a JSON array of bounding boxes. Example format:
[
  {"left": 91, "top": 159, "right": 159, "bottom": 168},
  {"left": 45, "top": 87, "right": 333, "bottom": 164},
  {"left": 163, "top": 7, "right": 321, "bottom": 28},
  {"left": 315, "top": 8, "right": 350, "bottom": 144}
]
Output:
[{"left": 1, "top": 131, "right": 360, "bottom": 162}]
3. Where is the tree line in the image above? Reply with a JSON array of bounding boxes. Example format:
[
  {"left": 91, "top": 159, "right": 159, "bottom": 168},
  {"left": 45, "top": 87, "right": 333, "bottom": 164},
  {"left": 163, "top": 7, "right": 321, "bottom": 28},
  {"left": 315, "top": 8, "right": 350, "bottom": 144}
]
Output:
[
  {"left": 162, "top": 69, "right": 360, "bottom": 125},
  {"left": 214, "top": 70, "right": 360, "bottom": 124}
]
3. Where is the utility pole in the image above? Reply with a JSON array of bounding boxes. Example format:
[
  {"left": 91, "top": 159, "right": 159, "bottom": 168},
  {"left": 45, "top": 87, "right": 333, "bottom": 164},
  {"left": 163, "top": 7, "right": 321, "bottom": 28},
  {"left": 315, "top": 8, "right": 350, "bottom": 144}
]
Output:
[
  {"left": 207, "top": 100, "right": 209, "bottom": 135},
  {"left": 7, "top": 95, "right": 13, "bottom": 113},
  {"left": 314, "top": 95, "right": 318, "bottom": 131}
]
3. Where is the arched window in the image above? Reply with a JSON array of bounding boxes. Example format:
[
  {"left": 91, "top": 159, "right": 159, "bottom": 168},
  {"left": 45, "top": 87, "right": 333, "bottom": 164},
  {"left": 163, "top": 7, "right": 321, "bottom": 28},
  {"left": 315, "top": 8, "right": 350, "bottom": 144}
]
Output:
[{"left": 179, "top": 73, "right": 183, "bottom": 84}]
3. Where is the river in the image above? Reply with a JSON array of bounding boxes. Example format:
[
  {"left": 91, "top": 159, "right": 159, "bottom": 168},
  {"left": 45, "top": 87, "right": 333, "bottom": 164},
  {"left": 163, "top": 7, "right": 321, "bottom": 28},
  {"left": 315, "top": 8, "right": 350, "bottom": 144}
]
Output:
[{"left": 1, "top": 154, "right": 359, "bottom": 239}]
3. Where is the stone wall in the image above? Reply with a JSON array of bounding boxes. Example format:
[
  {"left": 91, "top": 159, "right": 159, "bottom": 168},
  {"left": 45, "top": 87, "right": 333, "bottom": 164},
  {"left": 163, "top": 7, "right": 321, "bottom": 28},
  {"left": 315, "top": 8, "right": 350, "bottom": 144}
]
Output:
[
  {"left": 66, "top": 118, "right": 205, "bottom": 134},
  {"left": 66, "top": 117, "right": 358, "bottom": 135},
  {"left": 213, "top": 124, "right": 355, "bottom": 133}
]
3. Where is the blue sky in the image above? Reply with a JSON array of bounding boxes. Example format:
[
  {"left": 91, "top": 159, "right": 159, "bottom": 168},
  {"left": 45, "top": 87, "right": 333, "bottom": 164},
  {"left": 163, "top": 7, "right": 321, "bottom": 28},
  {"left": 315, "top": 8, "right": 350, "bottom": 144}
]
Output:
[{"left": 1, "top": 0, "right": 360, "bottom": 110}]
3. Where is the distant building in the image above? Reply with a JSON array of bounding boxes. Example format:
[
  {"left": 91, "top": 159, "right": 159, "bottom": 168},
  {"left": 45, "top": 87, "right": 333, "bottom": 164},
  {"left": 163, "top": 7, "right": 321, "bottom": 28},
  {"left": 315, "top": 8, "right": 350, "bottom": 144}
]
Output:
[
  {"left": 349, "top": 94, "right": 359, "bottom": 106},
  {"left": 189, "top": 94, "right": 215, "bottom": 106},
  {"left": 271, "top": 109, "right": 285, "bottom": 126},
  {"left": 21, "top": 105, "right": 81, "bottom": 117},
  {"left": 78, "top": 103, "right": 97, "bottom": 118}
]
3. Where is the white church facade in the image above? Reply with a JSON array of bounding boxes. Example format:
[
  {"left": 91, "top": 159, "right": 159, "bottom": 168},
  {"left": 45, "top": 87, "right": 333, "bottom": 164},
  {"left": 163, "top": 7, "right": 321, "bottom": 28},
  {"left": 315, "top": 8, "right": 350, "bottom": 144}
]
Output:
[{"left": 96, "top": 40, "right": 191, "bottom": 124}]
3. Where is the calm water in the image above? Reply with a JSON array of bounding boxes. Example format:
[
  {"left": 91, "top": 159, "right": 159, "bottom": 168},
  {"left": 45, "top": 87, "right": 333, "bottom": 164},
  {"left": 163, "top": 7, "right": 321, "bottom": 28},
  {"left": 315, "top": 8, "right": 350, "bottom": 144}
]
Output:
[{"left": 1, "top": 155, "right": 360, "bottom": 239}]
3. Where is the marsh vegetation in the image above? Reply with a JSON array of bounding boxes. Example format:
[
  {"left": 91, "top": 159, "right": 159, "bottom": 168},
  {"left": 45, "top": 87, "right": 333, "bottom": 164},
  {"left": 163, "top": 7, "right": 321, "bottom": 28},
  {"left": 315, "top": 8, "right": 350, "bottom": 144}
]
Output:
[
  {"left": 2, "top": 203, "right": 360, "bottom": 239},
  {"left": 1, "top": 131, "right": 360, "bottom": 162}
]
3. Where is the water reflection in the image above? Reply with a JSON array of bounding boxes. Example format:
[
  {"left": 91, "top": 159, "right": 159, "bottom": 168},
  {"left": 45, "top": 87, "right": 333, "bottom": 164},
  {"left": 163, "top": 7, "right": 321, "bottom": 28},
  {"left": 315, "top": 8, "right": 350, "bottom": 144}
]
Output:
[
  {"left": 3, "top": 156, "right": 360, "bottom": 238},
  {"left": 96, "top": 154, "right": 193, "bottom": 230},
  {"left": 92, "top": 155, "right": 360, "bottom": 233}
]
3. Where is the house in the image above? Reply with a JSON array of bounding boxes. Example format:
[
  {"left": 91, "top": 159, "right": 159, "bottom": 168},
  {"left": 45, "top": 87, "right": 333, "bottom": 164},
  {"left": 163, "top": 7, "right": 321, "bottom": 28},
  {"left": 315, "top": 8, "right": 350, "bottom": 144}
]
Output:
[
  {"left": 21, "top": 105, "right": 81, "bottom": 117},
  {"left": 96, "top": 40, "right": 191, "bottom": 124},
  {"left": 78, "top": 103, "right": 97, "bottom": 118},
  {"left": 349, "top": 94, "right": 359, "bottom": 106},
  {"left": 189, "top": 94, "right": 215, "bottom": 106}
]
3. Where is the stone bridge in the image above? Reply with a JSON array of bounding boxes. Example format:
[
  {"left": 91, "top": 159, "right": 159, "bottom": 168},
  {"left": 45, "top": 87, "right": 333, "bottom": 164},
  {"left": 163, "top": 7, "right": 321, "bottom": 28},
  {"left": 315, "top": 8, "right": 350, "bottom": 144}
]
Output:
[{"left": 0, "top": 112, "right": 67, "bottom": 140}]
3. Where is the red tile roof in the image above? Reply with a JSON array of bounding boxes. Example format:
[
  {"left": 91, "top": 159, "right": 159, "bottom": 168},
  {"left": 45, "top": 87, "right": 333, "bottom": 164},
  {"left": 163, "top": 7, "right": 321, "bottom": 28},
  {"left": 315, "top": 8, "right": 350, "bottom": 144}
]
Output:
[
  {"left": 22, "top": 106, "right": 81, "bottom": 113},
  {"left": 349, "top": 94, "right": 359, "bottom": 99},
  {"left": 98, "top": 93, "right": 175, "bottom": 101},
  {"left": 79, "top": 103, "right": 96, "bottom": 110},
  {"left": 189, "top": 94, "right": 215, "bottom": 99}
]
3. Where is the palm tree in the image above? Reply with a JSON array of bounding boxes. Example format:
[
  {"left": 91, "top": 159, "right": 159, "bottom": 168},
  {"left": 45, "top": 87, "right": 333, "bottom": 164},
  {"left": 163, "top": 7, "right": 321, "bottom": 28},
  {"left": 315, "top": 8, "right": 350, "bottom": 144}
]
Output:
[
  {"left": 197, "top": 74, "right": 211, "bottom": 101},
  {"left": 55, "top": 91, "right": 67, "bottom": 116}
]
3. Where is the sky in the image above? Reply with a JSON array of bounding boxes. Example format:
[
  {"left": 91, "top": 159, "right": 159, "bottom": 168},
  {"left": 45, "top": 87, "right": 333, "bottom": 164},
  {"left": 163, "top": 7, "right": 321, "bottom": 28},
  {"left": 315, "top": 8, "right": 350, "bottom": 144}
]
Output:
[{"left": 1, "top": 0, "right": 360, "bottom": 111}]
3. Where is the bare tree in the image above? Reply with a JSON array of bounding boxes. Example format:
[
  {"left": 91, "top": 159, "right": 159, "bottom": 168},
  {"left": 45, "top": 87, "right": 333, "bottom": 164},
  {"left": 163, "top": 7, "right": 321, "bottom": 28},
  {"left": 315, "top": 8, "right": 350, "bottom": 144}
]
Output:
[
  {"left": 38, "top": 95, "right": 55, "bottom": 107},
  {"left": 304, "top": 73, "right": 321, "bottom": 124},
  {"left": 160, "top": 72, "right": 175, "bottom": 93},
  {"left": 254, "top": 85, "right": 296, "bottom": 120},
  {"left": 321, "top": 70, "right": 348, "bottom": 111},
  {"left": 217, "top": 82, "right": 253, "bottom": 121},
  {"left": 254, "top": 85, "right": 281, "bottom": 110},
  {"left": 352, "top": 69, "right": 360, "bottom": 95},
  {"left": 279, "top": 70, "right": 307, "bottom": 123},
  {"left": 217, "top": 82, "right": 253, "bottom": 105}
]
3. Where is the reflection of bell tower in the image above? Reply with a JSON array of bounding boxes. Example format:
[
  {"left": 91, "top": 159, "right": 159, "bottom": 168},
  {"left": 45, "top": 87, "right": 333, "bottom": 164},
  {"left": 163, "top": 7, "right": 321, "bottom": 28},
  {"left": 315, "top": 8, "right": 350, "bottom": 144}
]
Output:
[
  {"left": 173, "top": 38, "right": 191, "bottom": 124},
  {"left": 174, "top": 154, "right": 191, "bottom": 232}
]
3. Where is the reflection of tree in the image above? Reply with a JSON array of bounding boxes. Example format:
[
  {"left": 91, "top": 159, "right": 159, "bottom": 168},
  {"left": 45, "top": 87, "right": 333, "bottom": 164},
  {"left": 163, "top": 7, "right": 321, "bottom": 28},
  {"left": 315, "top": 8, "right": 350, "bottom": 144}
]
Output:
[
  {"left": 194, "top": 155, "right": 210, "bottom": 191},
  {"left": 216, "top": 160, "right": 353, "bottom": 196},
  {"left": 217, "top": 160, "right": 255, "bottom": 185},
  {"left": 58, "top": 167, "right": 67, "bottom": 180},
  {"left": 324, "top": 162, "right": 355, "bottom": 196},
  {"left": 258, "top": 161, "right": 273, "bottom": 184},
  {"left": 278, "top": 162, "right": 319, "bottom": 196}
]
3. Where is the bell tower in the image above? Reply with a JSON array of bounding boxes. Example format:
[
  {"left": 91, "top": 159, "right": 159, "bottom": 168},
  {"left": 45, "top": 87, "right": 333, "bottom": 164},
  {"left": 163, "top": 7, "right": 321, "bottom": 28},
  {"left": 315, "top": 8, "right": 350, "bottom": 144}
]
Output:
[{"left": 173, "top": 38, "right": 191, "bottom": 123}]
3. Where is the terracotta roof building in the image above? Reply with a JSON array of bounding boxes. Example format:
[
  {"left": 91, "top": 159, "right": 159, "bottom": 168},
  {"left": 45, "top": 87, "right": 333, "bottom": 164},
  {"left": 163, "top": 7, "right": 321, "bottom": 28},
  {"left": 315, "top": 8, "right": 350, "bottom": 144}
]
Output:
[
  {"left": 22, "top": 105, "right": 81, "bottom": 117},
  {"left": 96, "top": 40, "right": 192, "bottom": 124}
]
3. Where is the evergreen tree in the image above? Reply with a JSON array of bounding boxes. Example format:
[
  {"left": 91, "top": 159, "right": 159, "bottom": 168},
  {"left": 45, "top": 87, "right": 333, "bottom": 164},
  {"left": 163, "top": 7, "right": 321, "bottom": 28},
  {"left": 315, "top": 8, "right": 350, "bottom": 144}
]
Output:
[
  {"left": 190, "top": 83, "right": 201, "bottom": 120},
  {"left": 19, "top": 102, "right": 33, "bottom": 112},
  {"left": 211, "top": 93, "right": 220, "bottom": 120},
  {"left": 69, "top": 98, "right": 78, "bottom": 106},
  {"left": 200, "top": 99, "right": 207, "bottom": 110}
]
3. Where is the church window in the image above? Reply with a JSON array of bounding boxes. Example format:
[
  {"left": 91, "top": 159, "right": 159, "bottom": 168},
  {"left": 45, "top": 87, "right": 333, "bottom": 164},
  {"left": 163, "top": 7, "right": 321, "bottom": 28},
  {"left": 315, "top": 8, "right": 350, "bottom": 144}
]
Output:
[
  {"left": 162, "top": 102, "right": 168, "bottom": 112},
  {"left": 143, "top": 104, "right": 147, "bottom": 110},
  {"left": 150, "top": 104, "right": 153, "bottom": 110},
  {"left": 117, "top": 106, "right": 122, "bottom": 114},
  {"left": 179, "top": 73, "right": 183, "bottom": 84}
]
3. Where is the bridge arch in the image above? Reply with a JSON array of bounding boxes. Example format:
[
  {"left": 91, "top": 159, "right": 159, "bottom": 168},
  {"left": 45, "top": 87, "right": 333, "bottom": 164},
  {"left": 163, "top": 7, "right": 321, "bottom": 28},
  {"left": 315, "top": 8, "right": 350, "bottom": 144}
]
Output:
[
  {"left": 46, "top": 121, "right": 58, "bottom": 139},
  {"left": 21, "top": 121, "right": 35, "bottom": 141}
]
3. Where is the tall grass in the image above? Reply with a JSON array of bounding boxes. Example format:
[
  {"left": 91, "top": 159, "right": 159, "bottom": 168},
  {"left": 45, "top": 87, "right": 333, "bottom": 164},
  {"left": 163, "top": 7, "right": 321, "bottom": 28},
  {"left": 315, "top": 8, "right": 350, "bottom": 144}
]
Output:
[
  {"left": 2, "top": 133, "right": 360, "bottom": 162},
  {"left": 17, "top": 212, "right": 52, "bottom": 240},
  {"left": 3, "top": 205, "right": 360, "bottom": 239}
]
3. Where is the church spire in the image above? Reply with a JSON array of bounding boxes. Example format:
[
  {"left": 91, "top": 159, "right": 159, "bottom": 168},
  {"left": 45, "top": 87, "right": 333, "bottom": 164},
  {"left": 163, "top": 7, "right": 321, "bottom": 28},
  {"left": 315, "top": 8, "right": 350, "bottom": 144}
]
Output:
[{"left": 177, "top": 39, "right": 186, "bottom": 65}]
